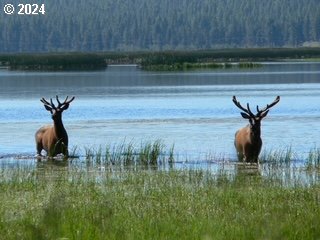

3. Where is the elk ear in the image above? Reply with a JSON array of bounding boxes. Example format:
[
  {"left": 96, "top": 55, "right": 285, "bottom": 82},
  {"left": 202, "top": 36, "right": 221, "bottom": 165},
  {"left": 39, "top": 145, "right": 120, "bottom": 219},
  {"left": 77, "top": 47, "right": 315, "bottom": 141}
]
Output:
[
  {"left": 43, "top": 105, "right": 53, "bottom": 112},
  {"left": 62, "top": 103, "right": 70, "bottom": 110},
  {"left": 240, "top": 112, "right": 251, "bottom": 119},
  {"left": 260, "top": 110, "right": 269, "bottom": 119}
]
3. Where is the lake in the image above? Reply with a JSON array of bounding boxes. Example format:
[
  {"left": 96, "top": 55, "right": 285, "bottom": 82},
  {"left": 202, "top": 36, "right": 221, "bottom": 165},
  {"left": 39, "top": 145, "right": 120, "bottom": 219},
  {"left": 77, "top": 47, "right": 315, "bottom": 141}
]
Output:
[{"left": 0, "top": 62, "right": 320, "bottom": 167}]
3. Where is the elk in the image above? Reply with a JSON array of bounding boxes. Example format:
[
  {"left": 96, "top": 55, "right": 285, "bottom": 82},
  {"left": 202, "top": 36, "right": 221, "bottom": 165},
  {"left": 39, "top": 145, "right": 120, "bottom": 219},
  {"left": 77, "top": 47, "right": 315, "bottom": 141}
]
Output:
[
  {"left": 35, "top": 96, "right": 75, "bottom": 158},
  {"left": 232, "top": 96, "right": 280, "bottom": 163}
]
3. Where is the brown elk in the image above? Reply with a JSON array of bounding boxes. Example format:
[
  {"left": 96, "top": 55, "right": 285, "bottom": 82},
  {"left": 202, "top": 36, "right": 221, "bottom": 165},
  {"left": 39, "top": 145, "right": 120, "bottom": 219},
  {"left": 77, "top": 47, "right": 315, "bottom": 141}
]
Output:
[
  {"left": 35, "top": 96, "right": 75, "bottom": 158},
  {"left": 232, "top": 96, "right": 280, "bottom": 163}
]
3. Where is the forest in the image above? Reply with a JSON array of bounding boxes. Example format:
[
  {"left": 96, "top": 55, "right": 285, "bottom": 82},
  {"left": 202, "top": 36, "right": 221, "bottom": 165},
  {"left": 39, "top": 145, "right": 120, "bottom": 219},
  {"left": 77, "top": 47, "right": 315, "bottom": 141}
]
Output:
[{"left": 0, "top": 0, "right": 319, "bottom": 52}]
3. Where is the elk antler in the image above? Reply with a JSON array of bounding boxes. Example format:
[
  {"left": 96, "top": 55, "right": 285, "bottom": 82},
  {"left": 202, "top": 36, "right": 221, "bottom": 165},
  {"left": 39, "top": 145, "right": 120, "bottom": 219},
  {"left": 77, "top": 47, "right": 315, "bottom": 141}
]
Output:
[
  {"left": 256, "top": 96, "right": 280, "bottom": 117},
  {"left": 40, "top": 97, "right": 55, "bottom": 111},
  {"left": 40, "top": 96, "right": 75, "bottom": 112},
  {"left": 232, "top": 96, "right": 255, "bottom": 118},
  {"left": 56, "top": 95, "right": 75, "bottom": 110}
]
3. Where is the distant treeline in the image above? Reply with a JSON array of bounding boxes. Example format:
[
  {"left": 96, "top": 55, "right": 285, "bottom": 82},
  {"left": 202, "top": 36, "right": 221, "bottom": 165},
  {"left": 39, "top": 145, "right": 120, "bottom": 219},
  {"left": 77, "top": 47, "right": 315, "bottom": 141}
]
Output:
[
  {"left": 0, "top": 0, "right": 319, "bottom": 52},
  {"left": 0, "top": 48, "right": 319, "bottom": 71}
]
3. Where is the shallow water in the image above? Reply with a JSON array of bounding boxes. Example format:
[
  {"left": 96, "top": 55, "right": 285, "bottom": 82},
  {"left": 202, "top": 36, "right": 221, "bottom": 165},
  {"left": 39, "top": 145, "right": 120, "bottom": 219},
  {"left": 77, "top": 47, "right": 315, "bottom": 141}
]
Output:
[{"left": 0, "top": 63, "right": 320, "bottom": 166}]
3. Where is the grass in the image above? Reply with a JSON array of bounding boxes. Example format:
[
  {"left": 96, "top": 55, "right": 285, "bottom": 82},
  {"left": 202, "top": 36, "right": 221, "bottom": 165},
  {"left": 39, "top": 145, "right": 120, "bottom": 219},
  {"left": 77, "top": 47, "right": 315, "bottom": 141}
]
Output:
[
  {"left": 1, "top": 48, "right": 319, "bottom": 71},
  {"left": 306, "top": 147, "right": 320, "bottom": 170},
  {"left": 1, "top": 142, "right": 320, "bottom": 239},
  {"left": 260, "top": 147, "right": 295, "bottom": 164},
  {"left": 1, "top": 53, "right": 107, "bottom": 71},
  {"left": 78, "top": 140, "right": 174, "bottom": 168},
  {"left": 0, "top": 165, "right": 319, "bottom": 240},
  {"left": 3, "top": 142, "right": 320, "bottom": 239},
  {"left": 141, "top": 62, "right": 262, "bottom": 71}
]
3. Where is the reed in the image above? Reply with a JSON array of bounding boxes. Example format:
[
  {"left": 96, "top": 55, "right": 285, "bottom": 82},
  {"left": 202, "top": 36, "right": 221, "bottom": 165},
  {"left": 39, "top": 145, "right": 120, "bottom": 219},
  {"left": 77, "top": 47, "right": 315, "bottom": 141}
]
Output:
[
  {"left": 306, "top": 147, "right": 320, "bottom": 170},
  {"left": 80, "top": 140, "right": 174, "bottom": 166},
  {"left": 260, "top": 146, "right": 294, "bottom": 164}
]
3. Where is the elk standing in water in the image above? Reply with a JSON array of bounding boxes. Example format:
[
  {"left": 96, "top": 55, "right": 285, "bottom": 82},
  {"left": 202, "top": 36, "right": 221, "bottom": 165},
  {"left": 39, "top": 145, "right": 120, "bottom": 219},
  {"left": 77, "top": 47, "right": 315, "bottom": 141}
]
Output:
[
  {"left": 232, "top": 96, "right": 280, "bottom": 163},
  {"left": 35, "top": 96, "right": 75, "bottom": 158}
]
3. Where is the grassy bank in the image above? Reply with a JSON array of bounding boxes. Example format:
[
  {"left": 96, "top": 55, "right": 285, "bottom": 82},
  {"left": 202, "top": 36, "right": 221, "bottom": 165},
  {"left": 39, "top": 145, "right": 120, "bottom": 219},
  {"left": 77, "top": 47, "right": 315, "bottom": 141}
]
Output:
[
  {"left": 1, "top": 47, "right": 319, "bottom": 71},
  {"left": 141, "top": 62, "right": 263, "bottom": 71},
  {"left": 0, "top": 166, "right": 319, "bottom": 240},
  {"left": 0, "top": 53, "right": 107, "bottom": 71},
  {"left": 1, "top": 143, "right": 320, "bottom": 239}
]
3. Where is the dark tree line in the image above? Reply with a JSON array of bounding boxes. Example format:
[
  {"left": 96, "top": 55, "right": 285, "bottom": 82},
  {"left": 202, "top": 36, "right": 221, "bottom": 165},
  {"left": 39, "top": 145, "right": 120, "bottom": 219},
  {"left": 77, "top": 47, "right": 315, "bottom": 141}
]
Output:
[{"left": 0, "top": 0, "right": 319, "bottom": 52}]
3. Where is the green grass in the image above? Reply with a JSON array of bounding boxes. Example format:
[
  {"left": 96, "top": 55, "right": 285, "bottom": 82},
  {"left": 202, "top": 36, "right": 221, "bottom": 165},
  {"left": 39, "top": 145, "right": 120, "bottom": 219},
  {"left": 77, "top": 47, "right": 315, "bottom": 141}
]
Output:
[
  {"left": 141, "top": 62, "right": 262, "bottom": 71},
  {"left": 260, "top": 147, "right": 295, "bottom": 164},
  {"left": 306, "top": 147, "right": 320, "bottom": 170},
  {"left": 1, "top": 53, "right": 107, "bottom": 71},
  {"left": 76, "top": 140, "right": 173, "bottom": 167},
  {"left": 0, "top": 166, "right": 319, "bottom": 240},
  {"left": 1, "top": 48, "right": 319, "bottom": 71}
]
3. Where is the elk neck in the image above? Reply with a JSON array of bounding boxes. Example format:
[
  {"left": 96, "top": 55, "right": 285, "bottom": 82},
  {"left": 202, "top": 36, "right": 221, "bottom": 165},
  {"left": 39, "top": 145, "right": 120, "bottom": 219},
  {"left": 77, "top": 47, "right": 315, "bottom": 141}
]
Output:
[
  {"left": 53, "top": 117, "right": 67, "bottom": 139},
  {"left": 249, "top": 121, "right": 261, "bottom": 141}
]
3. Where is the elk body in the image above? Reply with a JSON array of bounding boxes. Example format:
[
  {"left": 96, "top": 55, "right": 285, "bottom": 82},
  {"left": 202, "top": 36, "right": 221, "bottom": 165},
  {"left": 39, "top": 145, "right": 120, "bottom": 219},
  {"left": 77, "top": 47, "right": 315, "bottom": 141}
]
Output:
[
  {"left": 232, "top": 96, "right": 280, "bottom": 163},
  {"left": 35, "top": 96, "right": 75, "bottom": 158}
]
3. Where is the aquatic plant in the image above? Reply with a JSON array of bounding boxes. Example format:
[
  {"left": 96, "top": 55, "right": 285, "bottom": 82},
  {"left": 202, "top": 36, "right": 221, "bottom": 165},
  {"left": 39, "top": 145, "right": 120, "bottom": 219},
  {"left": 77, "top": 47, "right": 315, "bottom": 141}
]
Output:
[
  {"left": 306, "top": 147, "right": 320, "bottom": 170},
  {"left": 260, "top": 146, "right": 295, "bottom": 164},
  {"left": 81, "top": 140, "right": 173, "bottom": 166}
]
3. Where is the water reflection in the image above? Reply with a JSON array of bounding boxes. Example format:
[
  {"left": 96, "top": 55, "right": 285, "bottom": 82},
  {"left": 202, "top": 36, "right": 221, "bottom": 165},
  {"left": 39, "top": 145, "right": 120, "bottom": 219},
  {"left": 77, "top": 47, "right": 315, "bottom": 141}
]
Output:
[{"left": 0, "top": 154, "right": 319, "bottom": 187}]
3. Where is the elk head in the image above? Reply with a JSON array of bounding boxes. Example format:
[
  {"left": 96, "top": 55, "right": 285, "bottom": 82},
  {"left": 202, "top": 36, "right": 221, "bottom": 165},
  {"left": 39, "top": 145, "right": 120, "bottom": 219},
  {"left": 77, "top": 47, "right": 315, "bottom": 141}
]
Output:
[
  {"left": 232, "top": 96, "right": 280, "bottom": 162},
  {"left": 41, "top": 96, "right": 75, "bottom": 121},
  {"left": 233, "top": 96, "right": 280, "bottom": 136}
]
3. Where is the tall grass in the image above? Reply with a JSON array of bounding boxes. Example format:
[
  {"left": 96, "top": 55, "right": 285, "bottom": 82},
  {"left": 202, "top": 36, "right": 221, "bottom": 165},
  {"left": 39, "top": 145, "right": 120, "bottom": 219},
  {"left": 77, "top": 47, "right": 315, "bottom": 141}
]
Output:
[
  {"left": 260, "top": 146, "right": 295, "bottom": 164},
  {"left": 306, "top": 147, "right": 320, "bottom": 170},
  {"left": 79, "top": 140, "right": 174, "bottom": 167},
  {"left": 0, "top": 167, "right": 319, "bottom": 240}
]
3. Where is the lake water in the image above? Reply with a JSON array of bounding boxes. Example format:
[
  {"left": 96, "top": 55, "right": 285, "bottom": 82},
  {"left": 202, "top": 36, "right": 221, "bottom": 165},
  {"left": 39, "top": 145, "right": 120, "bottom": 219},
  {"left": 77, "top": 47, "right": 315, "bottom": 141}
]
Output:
[{"left": 0, "top": 62, "right": 320, "bottom": 167}]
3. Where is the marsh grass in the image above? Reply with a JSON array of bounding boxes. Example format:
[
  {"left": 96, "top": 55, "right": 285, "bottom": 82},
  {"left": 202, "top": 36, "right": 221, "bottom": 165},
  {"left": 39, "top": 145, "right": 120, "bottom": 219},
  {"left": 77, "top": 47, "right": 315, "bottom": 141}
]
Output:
[
  {"left": 0, "top": 166, "right": 320, "bottom": 240},
  {"left": 142, "top": 62, "right": 262, "bottom": 71},
  {"left": 260, "top": 146, "right": 295, "bottom": 164},
  {"left": 80, "top": 140, "right": 173, "bottom": 167},
  {"left": 6, "top": 53, "right": 106, "bottom": 71},
  {"left": 3, "top": 143, "right": 320, "bottom": 239},
  {"left": 306, "top": 147, "right": 320, "bottom": 170}
]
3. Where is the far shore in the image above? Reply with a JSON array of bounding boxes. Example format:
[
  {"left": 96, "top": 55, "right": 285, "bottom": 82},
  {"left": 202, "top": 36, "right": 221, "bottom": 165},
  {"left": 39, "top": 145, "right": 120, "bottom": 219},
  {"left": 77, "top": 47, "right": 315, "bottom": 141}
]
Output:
[{"left": 0, "top": 47, "right": 319, "bottom": 71}]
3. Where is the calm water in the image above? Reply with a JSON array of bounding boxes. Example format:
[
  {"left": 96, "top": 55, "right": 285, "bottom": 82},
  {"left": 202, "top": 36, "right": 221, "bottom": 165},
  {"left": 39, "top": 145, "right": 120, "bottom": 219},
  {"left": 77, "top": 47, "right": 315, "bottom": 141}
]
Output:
[{"left": 0, "top": 62, "right": 320, "bottom": 165}]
